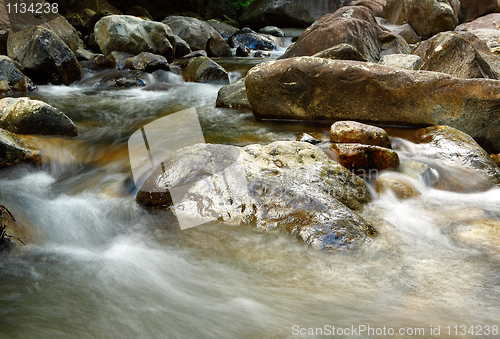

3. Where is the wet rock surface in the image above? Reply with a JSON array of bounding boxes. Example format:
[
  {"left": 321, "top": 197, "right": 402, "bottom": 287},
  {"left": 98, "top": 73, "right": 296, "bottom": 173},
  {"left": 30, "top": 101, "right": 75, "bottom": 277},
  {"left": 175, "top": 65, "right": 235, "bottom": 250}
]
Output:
[
  {"left": 330, "top": 143, "right": 400, "bottom": 173},
  {"left": 216, "top": 78, "right": 250, "bottom": 109},
  {"left": 0, "top": 98, "right": 78, "bottom": 137},
  {"left": 245, "top": 57, "right": 500, "bottom": 153},
  {"left": 123, "top": 52, "right": 170, "bottom": 72},
  {"left": 0, "top": 56, "right": 36, "bottom": 92},
  {"left": 136, "top": 141, "right": 376, "bottom": 250},
  {"left": 0, "top": 129, "right": 41, "bottom": 169},
  {"left": 228, "top": 28, "right": 284, "bottom": 51}
]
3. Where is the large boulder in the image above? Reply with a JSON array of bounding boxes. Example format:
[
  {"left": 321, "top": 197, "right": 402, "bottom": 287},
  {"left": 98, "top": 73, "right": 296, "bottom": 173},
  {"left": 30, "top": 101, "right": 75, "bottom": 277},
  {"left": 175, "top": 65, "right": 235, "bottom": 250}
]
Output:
[
  {"left": 207, "top": 19, "right": 238, "bottom": 39},
  {"left": 0, "top": 98, "right": 77, "bottom": 137},
  {"left": 381, "top": 0, "right": 460, "bottom": 39},
  {"left": 136, "top": 141, "right": 377, "bottom": 250},
  {"left": 94, "top": 15, "right": 174, "bottom": 62},
  {"left": 279, "top": 7, "right": 383, "bottom": 62},
  {"left": 0, "top": 129, "right": 41, "bottom": 169},
  {"left": 7, "top": 26, "right": 82, "bottom": 85},
  {"left": 0, "top": 0, "right": 80, "bottom": 53},
  {"left": 0, "top": 56, "right": 36, "bottom": 92},
  {"left": 312, "top": 44, "right": 368, "bottom": 61},
  {"left": 459, "top": 0, "right": 498, "bottom": 23},
  {"left": 183, "top": 56, "right": 229, "bottom": 85},
  {"left": 413, "top": 31, "right": 500, "bottom": 79},
  {"left": 245, "top": 57, "right": 500, "bottom": 153},
  {"left": 238, "top": 0, "right": 354, "bottom": 29},
  {"left": 162, "top": 16, "right": 231, "bottom": 56},
  {"left": 376, "top": 17, "right": 421, "bottom": 44}
]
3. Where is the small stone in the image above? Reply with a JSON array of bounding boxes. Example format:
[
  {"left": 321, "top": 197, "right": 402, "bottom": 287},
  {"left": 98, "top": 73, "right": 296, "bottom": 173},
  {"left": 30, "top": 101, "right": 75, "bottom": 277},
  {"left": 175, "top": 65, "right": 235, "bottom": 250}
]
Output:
[
  {"left": 296, "top": 133, "right": 321, "bottom": 144},
  {"left": 330, "top": 121, "right": 392, "bottom": 148},
  {"left": 374, "top": 175, "right": 420, "bottom": 199},
  {"left": 330, "top": 143, "right": 400, "bottom": 175}
]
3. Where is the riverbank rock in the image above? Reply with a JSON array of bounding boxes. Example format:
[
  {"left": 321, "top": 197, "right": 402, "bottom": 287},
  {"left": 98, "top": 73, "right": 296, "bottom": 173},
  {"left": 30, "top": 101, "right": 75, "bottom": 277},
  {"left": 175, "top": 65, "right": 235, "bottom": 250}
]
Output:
[
  {"left": 279, "top": 6, "right": 382, "bottom": 62},
  {"left": 216, "top": 78, "right": 250, "bottom": 109},
  {"left": 0, "top": 98, "right": 78, "bottom": 137},
  {"left": 378, "top": 54, "right": 423, "bottom": 70},
  {"left": 136, "top": 141, "right": 377, "bottom": 250},
  {"left": 171, "top": 35, "right": 192, "bottom": 58},
  {"left": 381, "top": 0, "right": 460, "bottom": 39},
  {"left": 330, "top": 121, "right": 391, "bottom": 148},
  {"left": 183, "top": 56, "right": 229, "bottom": 85},
  {"left": 206, "top": 34, "right": 232, "bottom": 57},
  {"left": 330, "top": 143, "right": 400, "bottom": 174},
  {"left": 0, "top": 129, "right": 41, "bottom": 169},
  {"left": 413, "top": 31, "right": 500, "bottom": 79},
  {"left": 459, "top": 0, "right": 498, "bottom": 23},
  {"left": 124, "top": 52, "right": 170, "bottom": 72},
  {"left": 95, "top": 15, "right": 174, "bottom": 62},
  {"left": 259, "top": 26, "right": 284, "bottom": 37},
  {"left": 238, "top": 0, "right": 353, "bottom": 29},
  {"left": 228, "top": 28, "right": 284, "bottom": 51},
  {"left": 162, "top": 16, "right": 231, "bottom": 56},
  {"left": 245, "top": 57, "right": 500, "bottom": 153},
  {"left": 0, "top": 56, "right": 36, "bottom": 93},
  {"left": 7, "top": 26, "right": 82, "bottom": 85},
  {"left": 405, "top": 126, "right": 500, "bottom": 186}
]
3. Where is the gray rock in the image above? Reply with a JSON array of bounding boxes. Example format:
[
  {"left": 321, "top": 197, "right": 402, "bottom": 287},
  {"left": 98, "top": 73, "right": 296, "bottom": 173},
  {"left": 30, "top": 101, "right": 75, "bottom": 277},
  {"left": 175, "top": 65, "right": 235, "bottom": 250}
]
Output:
[
  {"left": 7, "top": 26, "right": 82, "bottom": 85},
  {"left": 206, "top": 32, "right": 233, "bottom": 57},
  {"left": 228, "top": 27, "right": 284, "bottom": 51},
  {"left": 95, "top": 15, "right": 174, "bottom": 62},
  {"left": 259, "top": 26, "right": 284, "bottom": 37},
  {"left": 183, "top": 56, "right": 229, "bottom": 85},
  {"left": 136, "top": 141, "right": 376, "bottom": 250},
  {"left": 0, "top": 56, "right": 36, "bottom": 92},
  {"left": 0, "top": 97, "right": 78, "bottom": 137},
  {"left": 312, "top": 44, "right": 367, "bottom": 61},
  {"left": 181, "top": 50, "right": 207, "bottom": 59},
  {"left": 162, "top": 16, "right": 230, "bottom": 54},
  {"left": 100, "top": 51, "right": 134, "bottom": 69},
  {"left": 0, "top": 129, "right": 41, "bottom": 169},
  {"left": 171, "top": 35, "right": 192, "bottom": 58},
  {"left": 296, "top": 133, "right": 322, "bottom": 144},
  {"left": 379, "top": 54, "right": 423, "bottom": 70},
  {"left": 216, "top": 77, "right": 250, "bottom": 109},
  {"left": 207, "top": 19, "right": 238, "bottom": 39},
  {"left": 93, "top": 70, "right": 148, "bottom": 89},
  {"left": 236, "top": 45, "right": 251, "bottom": 57}
]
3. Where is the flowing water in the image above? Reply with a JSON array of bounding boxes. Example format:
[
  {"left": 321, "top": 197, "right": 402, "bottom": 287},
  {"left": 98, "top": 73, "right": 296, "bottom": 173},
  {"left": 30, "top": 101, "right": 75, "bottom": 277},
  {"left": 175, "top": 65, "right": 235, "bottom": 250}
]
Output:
[{"left": 0, "top": 59, "right": 499, "bottom": 339}]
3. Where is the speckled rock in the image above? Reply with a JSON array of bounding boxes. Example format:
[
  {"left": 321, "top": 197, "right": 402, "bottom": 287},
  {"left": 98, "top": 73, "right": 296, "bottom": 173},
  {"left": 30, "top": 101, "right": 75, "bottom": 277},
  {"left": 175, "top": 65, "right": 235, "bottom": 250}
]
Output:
[
  {"left": 136, "top": 141, "right": 377, "bottom": 250},
  {"left": 0, "top": 129, "right": 41, "bottom": 169},
  {"left": 330, "top": 121, "right": 391, "bottom": 148},
  {"left": 0, "top": 98, "right": 77, "bottom": 137},
  {"left": 378, "top": 54, "right": 423, "bottom": 70},
  {"left": 95, "top": 15, "right": 174, "bottom": 61}
]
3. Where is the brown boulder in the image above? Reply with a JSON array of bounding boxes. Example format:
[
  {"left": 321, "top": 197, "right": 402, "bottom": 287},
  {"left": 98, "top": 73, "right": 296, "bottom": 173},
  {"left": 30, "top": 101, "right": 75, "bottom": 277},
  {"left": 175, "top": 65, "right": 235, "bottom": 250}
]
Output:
[
  {"left": 376, "top": 17, "right": 421, "bottom": 44},
  {"left": 280, "top": 7, "right": 382, "bottom": 62},
  {"left": 455, "top": 13, "right": 500, "bottom": 49},
  {"left": 245, "top": 57, "right": 500, "bottom": 152},
  {"left": 330, "top": 143, "right": 400, "bottom": 174},
  {"left": 330, "top": 121, "right": 391, "bottom": 148},
  {"left": 312, "top": 44, "right": 367, "bottom": 61},
  {"left": 123, "top": 52, "right": 170, "bottom": 72},
  {"left": 459, "top": 0, "right": 498, "bottom": 24},
  {"left": 381, "top": 0, "right": 459, "bottom": 39},
  {"left": 414, "top": 31, "right": 500, "bottom": 79}
]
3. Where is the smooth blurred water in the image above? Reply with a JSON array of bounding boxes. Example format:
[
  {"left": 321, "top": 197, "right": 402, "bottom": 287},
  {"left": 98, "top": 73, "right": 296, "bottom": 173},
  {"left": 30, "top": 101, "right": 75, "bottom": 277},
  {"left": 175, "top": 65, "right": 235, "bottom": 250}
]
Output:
[{"left": 0, "top": 61, "right": 499, "bottom": 339}]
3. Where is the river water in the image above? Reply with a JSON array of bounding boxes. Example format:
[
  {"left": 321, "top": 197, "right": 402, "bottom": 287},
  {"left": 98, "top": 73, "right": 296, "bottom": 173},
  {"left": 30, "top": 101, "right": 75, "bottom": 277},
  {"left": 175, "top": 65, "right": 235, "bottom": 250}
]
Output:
[{"left": 0, "top": 59, "right": 499, "bottom": 339}]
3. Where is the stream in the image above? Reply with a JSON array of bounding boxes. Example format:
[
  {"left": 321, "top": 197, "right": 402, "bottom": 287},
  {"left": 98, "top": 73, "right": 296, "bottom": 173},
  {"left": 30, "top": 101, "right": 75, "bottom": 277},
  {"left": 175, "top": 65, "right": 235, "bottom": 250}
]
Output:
[{"left": 0, "top": 58, "right": 499, "bottom": 339}]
